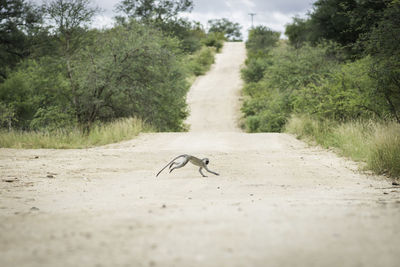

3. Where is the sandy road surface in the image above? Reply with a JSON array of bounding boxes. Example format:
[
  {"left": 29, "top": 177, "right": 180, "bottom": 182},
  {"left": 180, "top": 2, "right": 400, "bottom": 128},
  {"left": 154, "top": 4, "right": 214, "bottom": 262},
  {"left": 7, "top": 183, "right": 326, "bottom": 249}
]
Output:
[{"left": 1, "top": 43, "right": 400, "bottom": 267}]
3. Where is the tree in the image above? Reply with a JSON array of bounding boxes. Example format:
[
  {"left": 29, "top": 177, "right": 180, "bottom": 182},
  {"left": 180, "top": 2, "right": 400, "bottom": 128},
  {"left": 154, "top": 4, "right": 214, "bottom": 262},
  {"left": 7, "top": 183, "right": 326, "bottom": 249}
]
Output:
[
  {"left": 0, "top": 57, "right": 73, "bottom": 130},
  {"left": 285, "top": 17, "right": 313, "bottom": 48},
  {"left": 207, "top": 18, "right": 242, "bottom": 41},
  {"left": 0, "top": 102, "right": 16, "bottom": 130},
  {"left": 0, "top": 0, "right": 42, "bottom": 81},
  {"left": 69, "top": 22, "right": 189, "bottom": 131},
  {"left": 310, "top": 0, "right": 357, "bottom": 46},
  {"left": 115, "top": 0, "right": 201, "bottom": 53},
  {"left": 116, "top": 0, "right": 193, "bottom": 24},
  {"left": 160, "top": 19, "right": 206, "bottom": 53},
  {"left": 242, "top": 26, "right": 280, "bottom": 84},
  {"left": 43, "top": 0, "right": 99, "bottom": 55},
  {"left": 246, "top": 26, "right": 280, "bottom": 57},
  {"left": 366, "top": 1, "right": 400, "bottom": 122},
  {"left": 284, "top": 0, "right": 389, "bottom": 55},
  {"left": 42, "top": 0, "right": 99, "bottom": 127}
]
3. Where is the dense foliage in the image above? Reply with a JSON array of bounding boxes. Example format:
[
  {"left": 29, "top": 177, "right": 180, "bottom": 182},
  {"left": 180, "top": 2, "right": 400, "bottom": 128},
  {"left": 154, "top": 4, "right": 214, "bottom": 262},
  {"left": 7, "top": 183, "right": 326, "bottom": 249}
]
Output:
[
  {"left": 240, "top": 0, "right": 400, "bottom": 177},
  {"left": 0, "top": 0, "right": 223, "bottom": 134},
  {"left": 116, "top": 0, "right": 193, "bottom": 23},
  {"left": 0, "top": 0, "right": 42, "bottom": 82},
  {"left": 365, "top": 2, "right": 400, "bottom": 123},
  {"left": 241, "top": 0, "right": 400, "bottom": 133},
  {"left": 285, "top": 0, "right": 389, "bottom": 55},
  {"left": 115, "top": 0, "right": 205, "bottom": 53},
  {"left": 245, "top": 26, "right": 280, "bottom": 58},
  {"left": 207, "top": 18, "right": 242, "bottom": 41}
]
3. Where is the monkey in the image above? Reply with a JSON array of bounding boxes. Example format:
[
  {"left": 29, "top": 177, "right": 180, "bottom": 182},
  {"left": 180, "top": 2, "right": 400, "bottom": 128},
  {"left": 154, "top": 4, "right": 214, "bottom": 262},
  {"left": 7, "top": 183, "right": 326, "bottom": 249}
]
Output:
[{"left": 156, "top": 154, "right": 219, "bottom": 177}]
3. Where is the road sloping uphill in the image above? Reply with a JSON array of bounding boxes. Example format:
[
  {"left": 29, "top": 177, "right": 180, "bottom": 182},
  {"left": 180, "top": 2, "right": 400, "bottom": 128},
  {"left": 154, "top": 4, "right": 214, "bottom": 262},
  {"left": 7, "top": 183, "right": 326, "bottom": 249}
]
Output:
[{"left": 1, "top": 42, "right": 399, "bottom": 267}]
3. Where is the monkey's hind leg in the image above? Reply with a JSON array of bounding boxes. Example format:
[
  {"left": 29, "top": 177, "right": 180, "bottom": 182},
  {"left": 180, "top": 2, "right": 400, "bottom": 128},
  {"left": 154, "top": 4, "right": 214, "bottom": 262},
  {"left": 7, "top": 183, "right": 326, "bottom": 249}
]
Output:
[
  {"left": 170, "top": 159, "right": 189, "bottom": 173},
  {"left": 169, "top": 161, "right": 179, "bottom": 170}
]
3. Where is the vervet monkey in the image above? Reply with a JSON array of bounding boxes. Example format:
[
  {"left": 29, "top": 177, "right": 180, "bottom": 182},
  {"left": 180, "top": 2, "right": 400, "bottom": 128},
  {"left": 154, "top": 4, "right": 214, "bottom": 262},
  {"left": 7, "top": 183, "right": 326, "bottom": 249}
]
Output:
[{"left": 156, "top": 154, "right": 219, "bottom": 177}]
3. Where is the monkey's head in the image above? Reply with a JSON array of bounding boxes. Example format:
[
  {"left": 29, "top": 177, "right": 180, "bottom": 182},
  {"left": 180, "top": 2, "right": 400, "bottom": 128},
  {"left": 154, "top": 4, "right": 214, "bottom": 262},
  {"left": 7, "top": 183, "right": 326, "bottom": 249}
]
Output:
[{"left": 202, "top": 158, "right": 210, "bottom": 165}]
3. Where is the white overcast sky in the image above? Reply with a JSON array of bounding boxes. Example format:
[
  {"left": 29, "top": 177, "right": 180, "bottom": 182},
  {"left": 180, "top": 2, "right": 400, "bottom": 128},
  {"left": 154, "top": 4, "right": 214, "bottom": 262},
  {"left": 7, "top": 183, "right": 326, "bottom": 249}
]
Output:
[{"left": 33, "top": 0, "right": 315, "bottom": 38}]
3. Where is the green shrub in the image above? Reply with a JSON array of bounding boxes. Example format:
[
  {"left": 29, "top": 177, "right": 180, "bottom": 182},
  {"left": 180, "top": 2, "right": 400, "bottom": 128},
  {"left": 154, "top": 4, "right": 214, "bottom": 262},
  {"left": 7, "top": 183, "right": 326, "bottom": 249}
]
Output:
[
  {"left": 293, "top": 56, "right": 387, "bottom": 121},
  {"left": 207, "top": 18, "right": 242, "bottom": 41},
  {"left": 241, "top": 57, "right": 272, "bottom": 83},
  {"left": 241, "top": 90, "right": 289, "bottom": 132},
  {"left": 241, "top": 44, "right": 338, "bottom": 132},
  {"left": 160, "top": 19, "right": 206, "bottom": 53},
  {"left": 0, "top": 58, "right": 73, "bottom": 130},
  {"left": 0, "top": 102, "right": 17, "bottom": 129},
  {"left": 69, "top": 23, "right": 190, "bottom": 132},
  {"left": 203, "top": 32, "right": 225, "bottom": 52},
  {"left": 187, "top": 46, "right": 215, "bottom": 76},
  {"left": 0, "top": 22, "right": 191, "bottom": 133},
  {"left": 246, "top": 26, "right": 280, "bottom": 58}
]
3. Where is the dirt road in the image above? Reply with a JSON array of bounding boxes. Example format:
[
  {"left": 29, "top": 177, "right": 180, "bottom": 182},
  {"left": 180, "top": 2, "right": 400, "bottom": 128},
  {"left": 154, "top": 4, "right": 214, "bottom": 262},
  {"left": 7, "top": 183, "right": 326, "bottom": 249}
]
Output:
[{"left": 1, "top": 42, "right": 399, "bottom": 267}]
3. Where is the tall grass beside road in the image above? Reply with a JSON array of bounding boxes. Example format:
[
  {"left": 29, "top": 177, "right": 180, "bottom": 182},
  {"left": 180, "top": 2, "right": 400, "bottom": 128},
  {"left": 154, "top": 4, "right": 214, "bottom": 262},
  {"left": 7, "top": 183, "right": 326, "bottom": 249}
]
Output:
[
  {"left": 0, "top": 117, "right": 150, "bottom": 149},
  {"left": 368, "top": 123, "right": 400, "bottom": 178},
  {"left": 285, "top": 115, "right": 400, "bottom": 178}
]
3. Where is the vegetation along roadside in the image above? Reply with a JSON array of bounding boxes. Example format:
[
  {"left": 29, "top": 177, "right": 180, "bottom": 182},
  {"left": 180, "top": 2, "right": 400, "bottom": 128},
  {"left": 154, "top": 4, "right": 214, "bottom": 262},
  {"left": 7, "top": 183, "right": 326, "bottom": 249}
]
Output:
[
  {"left": 240, "top": 0, "right": 400, "bottom": 178},
  {"left": 0, "top": 0, "right": 232, "bottom": 148}
]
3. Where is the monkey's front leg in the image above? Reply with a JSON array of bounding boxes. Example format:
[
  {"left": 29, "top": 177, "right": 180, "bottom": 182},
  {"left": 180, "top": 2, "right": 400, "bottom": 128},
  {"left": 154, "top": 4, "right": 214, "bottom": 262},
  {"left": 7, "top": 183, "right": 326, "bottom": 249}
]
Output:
[
  {"left": 199, "top": 167, "right": 207, "bottom": 177},
  {"left": 205, "top": 166, "right": 219, "bottom": 176}
]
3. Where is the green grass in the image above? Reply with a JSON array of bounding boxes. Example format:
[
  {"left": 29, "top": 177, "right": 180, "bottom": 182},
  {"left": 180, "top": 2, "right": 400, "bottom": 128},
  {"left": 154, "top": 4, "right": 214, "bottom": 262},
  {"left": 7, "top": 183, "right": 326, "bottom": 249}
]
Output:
[
  {"left": 0, "top": 117, "right": 151, "bottom": 149},
  {"left": 285, "top": 115, "right": 400, "bottom": 178}
]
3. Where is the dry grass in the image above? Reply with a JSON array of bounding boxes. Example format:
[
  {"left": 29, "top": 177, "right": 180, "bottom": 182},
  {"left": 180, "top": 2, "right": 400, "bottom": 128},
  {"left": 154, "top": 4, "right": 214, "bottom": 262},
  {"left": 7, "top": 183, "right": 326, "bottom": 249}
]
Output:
[
  {"left": 0, "top": 117, "right": 151, "bottom": 149},
  {"left": 285, "top": 115, "right": 400, "bottom": 178},
  {"left": 367, "top": 122, "right": 400, "bottom": 177}
]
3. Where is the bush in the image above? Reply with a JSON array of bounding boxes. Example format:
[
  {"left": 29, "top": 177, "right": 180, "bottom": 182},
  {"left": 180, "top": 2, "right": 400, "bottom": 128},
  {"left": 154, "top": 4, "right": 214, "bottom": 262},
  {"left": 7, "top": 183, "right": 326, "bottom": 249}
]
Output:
[
  {"left": 69, "top": 22, "right": 190, "bottom": 132},
  {"left": 187, "top": 46, "right": 215, "bottom": 76},
  {"left": 241, "top": 90, "right": 289, "bottom": 132},
  {"left": 159, "top": 19, "right": 206, "bottom": 53},
  {"left": 0, "top": 102, "right": 16, "bottom": 129},
  {"left": 207, "top": 18, "right": 242, "bottom": 41},
  {"left": 241, "top": 57, "right": 272, "bottom": 83},
  {"left": 203, "top": 32, "right": 225, "bottom": 52},
  {"left": 0, "top": 22, "right": 192, "bottom": 133},
  {"left": 293, "top": 56, "right": 387, "bottom": 121},
  {"left": 0, "top": 58, "right": 73, "bottom": 130},
  {"left": 241, "top": 43, "right": 339, "bottom": 132},
  {"left": 246, "top": 26, "right": 280, "bottom": 58}
]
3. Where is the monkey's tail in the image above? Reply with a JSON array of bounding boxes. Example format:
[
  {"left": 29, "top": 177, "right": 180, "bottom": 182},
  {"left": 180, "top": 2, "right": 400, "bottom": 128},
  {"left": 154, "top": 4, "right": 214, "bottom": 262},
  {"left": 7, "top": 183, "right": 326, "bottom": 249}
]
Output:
[{"left": 156, "top": 154, "right": 187, "bottom": 177}]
